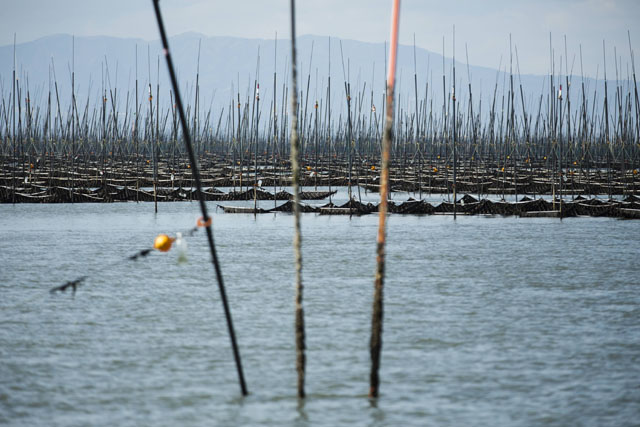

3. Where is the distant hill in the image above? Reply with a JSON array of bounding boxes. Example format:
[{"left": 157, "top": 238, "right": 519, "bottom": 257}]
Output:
[{"left": 0, "top": 33, "right": 611, "bottom": 123}]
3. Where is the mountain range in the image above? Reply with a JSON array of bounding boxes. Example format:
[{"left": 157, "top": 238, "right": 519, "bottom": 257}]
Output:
[{"left": 0, "top": 33, "right": 618, "bottom": 122}]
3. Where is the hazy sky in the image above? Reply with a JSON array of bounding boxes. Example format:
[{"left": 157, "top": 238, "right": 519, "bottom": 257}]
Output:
[{"left": 2, "top": 0, "right": 638, "bottom": 76}]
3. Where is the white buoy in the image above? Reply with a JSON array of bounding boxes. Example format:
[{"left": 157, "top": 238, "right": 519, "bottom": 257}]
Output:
[{"left": 175, "top": 232, "right": 187, "bottom": 264}]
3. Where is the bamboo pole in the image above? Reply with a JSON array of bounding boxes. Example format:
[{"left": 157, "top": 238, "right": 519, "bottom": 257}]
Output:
[
  {"left": 151, "top": 0, "right": 248, "bottom": 397},
  {"left": 288, "top": 0, "right": 306, "bottom": 399},
  {"left": 370, "top": 0, "right": 400, "bottom": 399},
  {"left": 452, "top": 26, "right": 457, "bottom": 218}
]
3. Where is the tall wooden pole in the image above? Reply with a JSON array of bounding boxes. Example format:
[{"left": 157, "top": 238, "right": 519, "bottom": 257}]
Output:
[
  {"left": 289, "top": 0, "right": 306, "bottom": 399},
  {"left": 151, "top": 0, "right": 248, "bottom": 396},
  {"left": 452, "top": 26, "right": 457, "bottom": 218},
  {"left": 370, "top": 0, "right": 400, "bottom": 399}
]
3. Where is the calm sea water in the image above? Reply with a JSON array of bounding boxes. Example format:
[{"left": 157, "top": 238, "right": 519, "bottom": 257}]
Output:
[{"left": 1, "top": 189, "right": 639, "bottom": 426}]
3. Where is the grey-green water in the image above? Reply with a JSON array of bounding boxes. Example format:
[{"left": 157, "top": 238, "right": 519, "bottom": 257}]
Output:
[{"left": 1, "top": 193, "right": 639, "bottom": 426}]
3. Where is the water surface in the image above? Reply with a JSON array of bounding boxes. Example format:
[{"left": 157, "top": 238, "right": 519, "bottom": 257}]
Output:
[{"left": 1, "top": 194, "right": 639, "bottom": 426}]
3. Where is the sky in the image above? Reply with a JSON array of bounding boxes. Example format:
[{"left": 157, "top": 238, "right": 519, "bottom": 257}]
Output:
[{"left": 1, "top": 0, "right": 638, "bottom": 77}]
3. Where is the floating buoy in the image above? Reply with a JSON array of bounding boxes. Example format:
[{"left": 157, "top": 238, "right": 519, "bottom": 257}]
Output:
[
  {"left": 154, "top": 234, "right": 175, "bottom": 252},
  {"left": 634, "top": 169, "right": 638, "bottom": 175},
  {"left": 306, "top": 166, "right": 311, "bottom": 171},
  {"left": 371, "top": 165, "right": 375, "bottom": 170},
  {"left": 501, "top": 167, "right": 505, "bottom": 172},
  {"left": 175, "top": 232, "right": 188, "bottom": 264},
  {"left": 197, "top": 216, "right": 212, "bottom": 228},
  {"left": 433, "top": 167, "right": 438, "bottom": 172}
]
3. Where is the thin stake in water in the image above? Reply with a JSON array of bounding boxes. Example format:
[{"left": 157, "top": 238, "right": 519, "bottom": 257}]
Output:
[
  {"left": 370, "top": 0, "right": 400, "bottom": 399},
  {"left": 151, "top": 0, "right": 248, "bottom": 397},
  {"left": 289, "top": 0, "right": 306, "bottom": 399}
]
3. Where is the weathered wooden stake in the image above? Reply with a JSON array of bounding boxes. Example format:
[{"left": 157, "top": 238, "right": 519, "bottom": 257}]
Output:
[
  {"left": 289, "top": 0, "right": 306, "bottom": 399},
  {"left": 370, "top": 0, "right": 400, "bottom": 399}
]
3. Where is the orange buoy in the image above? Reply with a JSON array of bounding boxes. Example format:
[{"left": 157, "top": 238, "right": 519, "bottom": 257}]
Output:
[
  {"left": 197, "top": 216, "right": 212, "bottom": 228},
  {"left": 154, "top": 234, "right": 175, "bottom": 252}
]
